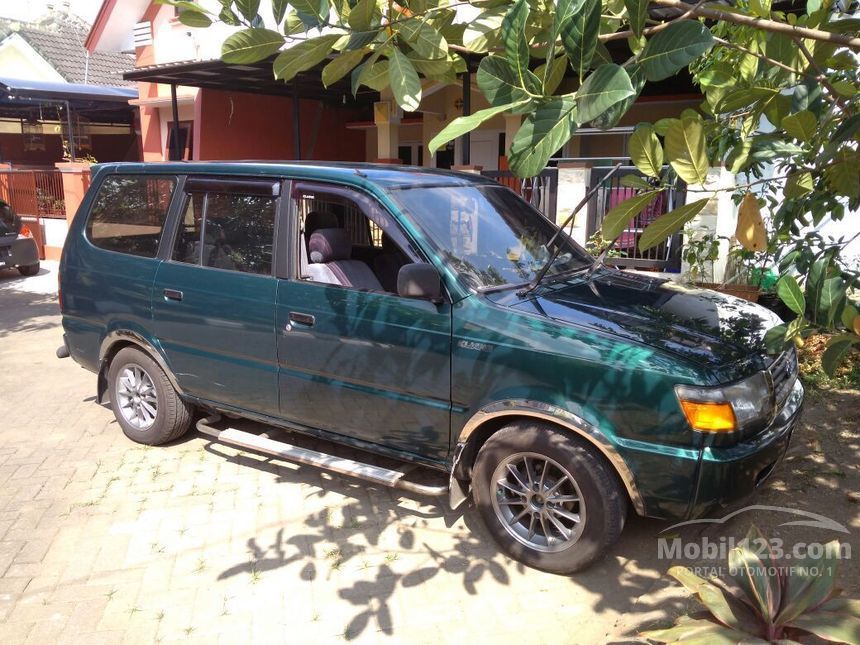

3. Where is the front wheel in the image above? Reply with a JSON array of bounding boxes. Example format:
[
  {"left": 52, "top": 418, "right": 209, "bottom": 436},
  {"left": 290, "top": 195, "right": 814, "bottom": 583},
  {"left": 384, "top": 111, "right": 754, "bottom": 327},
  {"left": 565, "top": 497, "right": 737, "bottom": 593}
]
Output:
[
  {"left": 472, "top": 421, "right": 627, "bottom": 574},
  {"left": 107, "top": 347, "right": 192, "bottom": 445}
]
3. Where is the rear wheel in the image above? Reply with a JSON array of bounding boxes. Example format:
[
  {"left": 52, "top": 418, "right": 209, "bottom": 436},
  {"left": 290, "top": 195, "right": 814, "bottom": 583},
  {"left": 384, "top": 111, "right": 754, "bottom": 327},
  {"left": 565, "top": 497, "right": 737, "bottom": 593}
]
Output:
[
  {"left": 472, "top": 421, "right": 627, "bottom": 574},
  {"left": 107, "top": 347, "right": 192, "bottom": 445},
  {"left": 17, "top": 262, "right": 39, "bottom": 276}
]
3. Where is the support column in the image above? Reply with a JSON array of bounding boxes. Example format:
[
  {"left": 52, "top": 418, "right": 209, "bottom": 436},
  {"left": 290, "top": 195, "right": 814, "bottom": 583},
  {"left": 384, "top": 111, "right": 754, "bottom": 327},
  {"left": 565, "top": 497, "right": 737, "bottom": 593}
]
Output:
[
  {"left": 556, "top": 162, "right": 592, "bottom": 241},
  {"left": 684, "top": 166, "right": 736, "bottom": 282},
  {"left": 374, "top": 99, "right": 402, "bottom": 163}
]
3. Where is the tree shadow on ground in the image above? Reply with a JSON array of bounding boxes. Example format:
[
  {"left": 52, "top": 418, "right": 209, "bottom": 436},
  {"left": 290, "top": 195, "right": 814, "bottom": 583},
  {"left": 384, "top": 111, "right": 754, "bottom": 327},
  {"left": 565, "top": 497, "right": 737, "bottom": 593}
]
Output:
[
  {"left": 0, "top": 286, "right": 60, "bottom": 338},
  {"left": 203, "top": 427, "right": 683, "bottom": 641}
]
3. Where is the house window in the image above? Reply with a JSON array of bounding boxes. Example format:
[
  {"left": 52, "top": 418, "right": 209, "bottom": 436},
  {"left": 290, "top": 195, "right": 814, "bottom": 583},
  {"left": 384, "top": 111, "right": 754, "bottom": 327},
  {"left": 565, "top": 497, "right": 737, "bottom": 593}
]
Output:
[{"left": 166, "top": 121, "right": 193, "bottom": 161}]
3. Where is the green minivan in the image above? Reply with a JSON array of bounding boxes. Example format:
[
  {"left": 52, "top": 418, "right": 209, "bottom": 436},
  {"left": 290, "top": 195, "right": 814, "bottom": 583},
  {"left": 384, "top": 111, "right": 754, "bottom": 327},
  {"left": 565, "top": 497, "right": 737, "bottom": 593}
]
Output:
[{"left": 58, "top": 162, "right": 802, "bottom": 573}]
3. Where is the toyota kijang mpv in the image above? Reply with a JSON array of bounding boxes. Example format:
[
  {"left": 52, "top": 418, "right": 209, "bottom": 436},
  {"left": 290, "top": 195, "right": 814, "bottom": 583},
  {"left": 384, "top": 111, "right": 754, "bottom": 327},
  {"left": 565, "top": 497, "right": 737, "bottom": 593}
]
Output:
[{"left": 58, "top": 163, "right": 803, "bottom": 573}]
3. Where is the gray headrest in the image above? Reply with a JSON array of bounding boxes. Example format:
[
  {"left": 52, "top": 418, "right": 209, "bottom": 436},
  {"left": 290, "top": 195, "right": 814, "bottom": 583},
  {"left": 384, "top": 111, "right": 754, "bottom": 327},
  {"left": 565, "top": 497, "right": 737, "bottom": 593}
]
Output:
[
  {"left": 305, "top": 211, "right": 339, "bottom": 236},
  {"left": 309, "top": 228, "right": 351, "bottom": 263}
]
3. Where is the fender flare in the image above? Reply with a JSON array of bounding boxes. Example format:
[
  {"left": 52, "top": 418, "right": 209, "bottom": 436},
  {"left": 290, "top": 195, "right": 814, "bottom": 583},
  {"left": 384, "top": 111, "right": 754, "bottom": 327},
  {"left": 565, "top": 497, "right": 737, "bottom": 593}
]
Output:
[
  {"left": 97, "top": 330, "right": 185, "bottom": 401},
  {"left": 456, "top": 399, "right": 645, "bottom": 516}
]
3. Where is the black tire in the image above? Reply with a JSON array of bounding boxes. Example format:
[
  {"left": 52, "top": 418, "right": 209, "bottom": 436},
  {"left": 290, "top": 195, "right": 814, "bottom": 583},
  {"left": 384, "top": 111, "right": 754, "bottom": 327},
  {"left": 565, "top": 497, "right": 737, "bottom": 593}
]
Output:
[
  {"left": 107, "top": 347, "right": 192, "bottom": 445},
  {"left": 17, "top": 262, "right": 39, "bottom": 276},
  {"left": 472, "top": 421, "right": 627, "bottom": 574}
]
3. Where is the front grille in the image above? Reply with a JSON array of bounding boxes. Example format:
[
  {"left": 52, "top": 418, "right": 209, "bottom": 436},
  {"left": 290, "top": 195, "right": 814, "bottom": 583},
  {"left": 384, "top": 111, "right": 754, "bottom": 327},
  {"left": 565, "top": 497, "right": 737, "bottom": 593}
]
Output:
[{"left": 769, "top": 348, "right": 798, "bottom": 409}]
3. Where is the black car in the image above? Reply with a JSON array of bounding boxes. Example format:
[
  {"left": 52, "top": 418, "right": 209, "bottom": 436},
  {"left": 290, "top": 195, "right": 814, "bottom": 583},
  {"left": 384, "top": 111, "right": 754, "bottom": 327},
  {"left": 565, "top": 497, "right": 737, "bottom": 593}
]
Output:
[{"left": 0, "top": 200, "right": 40, "bottom": 276}]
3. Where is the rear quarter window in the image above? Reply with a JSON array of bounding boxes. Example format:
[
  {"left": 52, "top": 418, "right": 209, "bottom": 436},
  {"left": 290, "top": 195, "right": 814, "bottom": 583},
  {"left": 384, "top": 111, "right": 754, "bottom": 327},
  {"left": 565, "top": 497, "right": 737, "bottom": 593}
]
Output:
[{"left": 86, "top": 175, "right": 176, "bottom": 257}]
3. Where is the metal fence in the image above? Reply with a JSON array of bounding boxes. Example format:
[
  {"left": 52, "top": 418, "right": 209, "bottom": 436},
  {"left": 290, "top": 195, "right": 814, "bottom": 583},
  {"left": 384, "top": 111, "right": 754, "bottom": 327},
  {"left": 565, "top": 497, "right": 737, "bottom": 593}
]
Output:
[{"left": 0, "top": 170, "right": 67, "bottom": 218}]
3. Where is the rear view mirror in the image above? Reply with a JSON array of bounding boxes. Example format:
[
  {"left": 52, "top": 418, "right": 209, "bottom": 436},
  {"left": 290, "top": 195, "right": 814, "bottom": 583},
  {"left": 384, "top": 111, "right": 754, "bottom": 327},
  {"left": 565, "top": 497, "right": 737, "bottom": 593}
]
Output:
[{"left": 397, "top": 263, "right": 442, "bottom": 301}]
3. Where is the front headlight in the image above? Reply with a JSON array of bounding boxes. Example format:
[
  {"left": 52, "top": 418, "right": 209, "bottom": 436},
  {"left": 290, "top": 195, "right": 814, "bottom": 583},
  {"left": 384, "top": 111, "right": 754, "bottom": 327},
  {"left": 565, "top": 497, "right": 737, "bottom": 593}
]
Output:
[{"left": 675, "top": 371, "right": 772, "bottom": 433}]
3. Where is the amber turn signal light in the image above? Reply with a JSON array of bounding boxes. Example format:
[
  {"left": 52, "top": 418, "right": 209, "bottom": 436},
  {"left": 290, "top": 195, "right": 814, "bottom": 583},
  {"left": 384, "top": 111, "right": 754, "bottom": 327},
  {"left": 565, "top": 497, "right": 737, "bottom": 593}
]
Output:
[{"left": 678, "top": 400, "right": 737, "bottom": 432}]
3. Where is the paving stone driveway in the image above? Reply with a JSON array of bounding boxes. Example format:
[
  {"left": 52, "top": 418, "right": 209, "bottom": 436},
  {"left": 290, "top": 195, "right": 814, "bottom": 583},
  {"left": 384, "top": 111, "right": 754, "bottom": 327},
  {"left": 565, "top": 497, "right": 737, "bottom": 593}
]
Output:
[{"left": 0, "top": 262, "right": 692, "bottom": 644}]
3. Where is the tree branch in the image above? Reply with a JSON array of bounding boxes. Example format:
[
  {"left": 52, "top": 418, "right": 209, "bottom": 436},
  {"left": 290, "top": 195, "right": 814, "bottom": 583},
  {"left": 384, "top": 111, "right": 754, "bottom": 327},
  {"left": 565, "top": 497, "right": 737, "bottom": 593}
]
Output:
[
  {"left": 652, "top": 0, "right": 860, "bottom": 50},
  {"left": 794, "top": 38, "right": 854, "bottom": 114}
]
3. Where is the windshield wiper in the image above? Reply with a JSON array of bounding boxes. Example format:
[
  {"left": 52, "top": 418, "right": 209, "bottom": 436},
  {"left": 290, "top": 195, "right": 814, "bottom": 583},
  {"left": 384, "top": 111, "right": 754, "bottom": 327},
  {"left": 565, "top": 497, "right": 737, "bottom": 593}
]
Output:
[{"left": 517, "top": 163, "right": 623, "bottom": 298}]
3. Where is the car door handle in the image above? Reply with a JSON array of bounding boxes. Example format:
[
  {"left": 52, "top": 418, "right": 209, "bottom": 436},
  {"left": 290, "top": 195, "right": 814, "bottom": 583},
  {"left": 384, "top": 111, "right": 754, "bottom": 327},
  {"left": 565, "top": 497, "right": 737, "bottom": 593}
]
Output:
[
  {"left": 163, "top": 288, "right": 184, "bottom": 302},
  {"left": 288, "top": 311, "right": 315, "bottom": 327}
]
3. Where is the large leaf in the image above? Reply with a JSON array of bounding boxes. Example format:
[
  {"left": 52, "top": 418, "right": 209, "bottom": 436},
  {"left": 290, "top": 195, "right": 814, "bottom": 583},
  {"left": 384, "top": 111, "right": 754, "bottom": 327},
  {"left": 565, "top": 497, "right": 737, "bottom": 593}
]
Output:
[
  {"left": 601, "top": 192, "right": 657, "bottom": 240},
  {"left": 399, "top": 19, "right": 448, "bottom": 60},
  {"left": 782, "top": 110, "right": 817, "bottom": 142},
  {"left": 347, "top": 0, "right": 377, "bottom": 31},
  {"left": 764, "top": 324, "right": 789, "bottom": 353},
  {"left": 388, "top": 48, "right": 422, "bottom": 112},
  {"left": 591, "top": 63, "right": 645, "bottom": 130},
  {"left": 728, "top": 545, "right": 781, "bottom": 623},
  {"left": 477, "top": 56, "right": 534, "bottom": 107},
  {"left": 777, "top": 275, "right": 805, "bottom": 315},
  {"left": 789, "top": 613, "right": 860, "bottom": 644},
  {"left": 462, "top": 7, "right": 506, "bottom": 53},
  {"left": 273, "top": 34, "right": 340, "bottom": 82},
  {"left": 825, "top": 149, "right": 860, "bottom": 200},
  {"left": 536, "top": 55, "right": 568, "bottom": 95},
  {"left": 429, "top": 101, "right": 527, "bottom": 156},
  {"left": 322, "top": 49, "right": 366, "bottom": 87},
  {"left": 639, "top": 20, "right": 714, "bottom": 82},
  {"left": 177, "top": 6, "right": 212, "bottom": 28},
  {"left": 234, "top": 0, "right": 261, "bottom": 21},
  {"left": 667, "top": 567, "right": 764, "bottom": 636},
  {"left": 736, "top": 193, "right": 768, "bottom": 251},
  {"left": 665, "top": 117, "right": 710, "bottom": 185},
  {"left": 501, "top": 0, "right": 530, "bottom": 87},
  {"left": 629, "top": 123, "right": 663, "bottom": 178},
  {"left": 222, "top": 28, "right": 284, "bottom": 64},
  {"left": 272, "top": 0, "right": 289, "bottom": 24},
  {"left": 352, "top": 56, "right": 388, "bottom": 95},
  {"left": 640, "top": 616, "right": 764, "bottom": 644},
  {"left": 624, "top": 0, "right": 648, "bottom": 37},
  {"left": 639, "top": 198, "right": 709, "bottom": 251},
  {"left": 290, "top": 0, "right": 328, "bottom": 27},
  {"left": 785, "top": 171, "right": 814, "bottom": 198},
  {"left": 776, "top": 541, "right": 842, "bottom": 625},
  {"left": 819, "top": 277, "right": 847, "bottom": 324},
  {"left": 561, "top": 0, "right": 600, "bottom": 82},
  {"left": 509, "top": 96, "right": 578, "bottom": 178},
  {"left": 575, "top": 64, "right": 634, "bottom": 125}
]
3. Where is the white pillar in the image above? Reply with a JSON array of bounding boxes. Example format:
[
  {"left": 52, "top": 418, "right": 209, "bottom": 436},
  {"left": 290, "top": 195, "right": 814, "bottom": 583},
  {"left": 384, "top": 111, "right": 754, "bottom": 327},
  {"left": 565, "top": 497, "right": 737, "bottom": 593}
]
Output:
[
  {"left": 556, "top": 162, "right": 592, "bottom": 243},
  {"left": 374, "top": 98, "right": 402, "bottom": 162},
  {"left": 684, "top": 166, "right": 737, "bottom": 282}
]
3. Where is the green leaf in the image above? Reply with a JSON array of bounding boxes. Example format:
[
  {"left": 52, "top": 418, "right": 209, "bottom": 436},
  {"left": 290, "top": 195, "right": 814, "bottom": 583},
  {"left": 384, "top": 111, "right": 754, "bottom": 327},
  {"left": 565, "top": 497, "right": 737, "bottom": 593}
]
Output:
[
  {"left": 178, "top": 8, "right": 212, "bottom": 28},
  {"left": 639, "top": 198, "right": 709, "bottom": 251},
  {"left": 665, "top": 117, "right": 710, "bottom": 185},
  {"left": 509, "top": 96, "right": 578, "bottom": 178},
  {"left": 601, "top": 192, "right": 657, "bottom": 240},
  {"left": 290, "top": 0, "right": 328, "bottom": 27},
  {"left": 561, "top": 0, "right": 600, "bottom": 82},
  {"left": 782, "top": 110, "right": 817, "bottom": 142},
  {"left": 429, "top": 101, "right": 528, "bottom": 156},
  {"left": 624, "top": 0, "right": 648, "bottom": 37},
  {"left": 272, "top": 0, "right": 289, "bottom": 24},
  {"left": 717, "top": 87, "right": 779, "bottom": 113},
  {"left": 641, "top": 616, "right": 762, "bottom": 645},
  {"left": 501, "top": 0, "right": 530, "bottom": 87},
  {"left": 347, "top": 0, "right": 377, "bottom": 31},
  {"left": 535, "top": 54, "right": 568, "bottom": 95},
  {"left": 789, "top": 613, "right": 860, "bottom": 644},
  {"left": 629, "top": 124, "right": 663, "bottom": 178},
  {"left": 273, "top": 34, "right": 340, "bottom": 81},
  {"left": 477, "top": 56, "right": 534, "bottom": 107},
  {"left": 322, "top": 49, "right": 366, "bottom": 87},
  {"left": 777, "top": 275, "right": 805, "bottom": 315},
  {"left": 234, "top": 0, "right": 261, "bottom": 21},
  {"left": 590, "top": 62, "right": 644, "bottom": 130},
  {"left": 776, "top": 542, "right": 842, "bottom": 626},
  {"left": 388, "top": 48, "right": 422, "bottom": 112},
  {"left": 399, "top": 19, "right": 448, "bottom": 60},
  {"left": 825, "top": 149, "right": 860, "bottom": 200},
  {"left": 222, "top": 28, "right": 284, "bottom": 64},
  {"left": 667, "top": 566, "right": 763, "bottom": 636},
  {"left": 727, "top": 139, "right": 753, "bottom": 174},
  {"left": 842, "top": 303, "right": 859, "bottom": 330},
  {"left": 462, "top": 7, "right": 505, "bottom": 53},
  {"left": 575, "top": 64, "right": 634, "bottom": 125},
  {"left": 638, "top": 20, "right": 714, "bottom": 82},
  {"left": 620, "top": 174, "right": 652, "bottom": 189},
  {"left": 728, "top": 543, "right": 781, "bottom": 623},
  {"left": 819, "top": 277, "right": 847, "bottom": 324},
  {"left": 785, "top": 172, "right": 814, "bottom": 198},
  {"left": 653, "top": 117, "right": 678, "bottom": 136},
  {"left": 352, "top": 57, "right": 388, "bottom": 94},
  {"left": 764, "top": 324, "right": 789, "bottom": 353}
]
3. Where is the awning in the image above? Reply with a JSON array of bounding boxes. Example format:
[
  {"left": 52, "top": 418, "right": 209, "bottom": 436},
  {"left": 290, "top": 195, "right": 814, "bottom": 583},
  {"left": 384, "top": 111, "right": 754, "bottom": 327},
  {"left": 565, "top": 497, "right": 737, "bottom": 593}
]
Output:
[
  {"left": 124, "top": 56, "right": 379, "bottom": 106},
  {"left": 0, "top": 77, "right": 137, "bottom": 104}
]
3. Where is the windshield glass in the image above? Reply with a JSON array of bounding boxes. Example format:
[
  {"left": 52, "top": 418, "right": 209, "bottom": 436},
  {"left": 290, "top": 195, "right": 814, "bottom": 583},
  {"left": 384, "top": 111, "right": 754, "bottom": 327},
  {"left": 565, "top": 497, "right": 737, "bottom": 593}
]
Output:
[{"left": 389, "top": 185, "right": 592, "bottom": 290}]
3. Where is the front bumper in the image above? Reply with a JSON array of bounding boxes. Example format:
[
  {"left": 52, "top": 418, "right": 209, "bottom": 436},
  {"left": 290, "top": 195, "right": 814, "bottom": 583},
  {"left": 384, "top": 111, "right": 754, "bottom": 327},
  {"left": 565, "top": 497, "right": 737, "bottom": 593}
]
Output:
[
  {"left": 0, "top": 237, "right": 39, "bottom": 268},
  {"left": 688, "top": 378, "right": 804, "bottom": 518}
]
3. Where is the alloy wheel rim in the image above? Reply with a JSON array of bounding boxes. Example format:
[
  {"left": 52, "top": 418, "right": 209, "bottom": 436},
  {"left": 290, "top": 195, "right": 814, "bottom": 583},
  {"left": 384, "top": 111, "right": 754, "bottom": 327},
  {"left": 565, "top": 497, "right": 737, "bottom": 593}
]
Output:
[
  {"left": 490, "top": 452, "right": 586, "bottom": 553},
  {"left": 116, "top": 364, "right": 158, "bottom": 430}
]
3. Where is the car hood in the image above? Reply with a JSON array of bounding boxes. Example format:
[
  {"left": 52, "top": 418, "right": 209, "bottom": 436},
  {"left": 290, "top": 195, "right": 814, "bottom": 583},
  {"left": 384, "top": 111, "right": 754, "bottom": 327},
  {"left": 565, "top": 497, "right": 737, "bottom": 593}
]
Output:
[{"left": 492, "top": 269, "right": 782, "bottom": 370}]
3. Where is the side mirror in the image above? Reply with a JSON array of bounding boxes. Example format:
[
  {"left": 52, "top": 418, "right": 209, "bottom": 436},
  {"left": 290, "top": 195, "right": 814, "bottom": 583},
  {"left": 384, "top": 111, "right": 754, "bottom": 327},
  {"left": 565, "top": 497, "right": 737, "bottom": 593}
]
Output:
[{"left": 397, "top": 263, "right": 443, "bottom": 301}]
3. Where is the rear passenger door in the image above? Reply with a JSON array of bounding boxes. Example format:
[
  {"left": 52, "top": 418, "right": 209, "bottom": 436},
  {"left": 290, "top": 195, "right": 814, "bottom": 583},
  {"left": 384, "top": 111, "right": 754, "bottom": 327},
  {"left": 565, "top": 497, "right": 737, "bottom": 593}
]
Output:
[{"left": 152, "top": 176, "right": 280, "bottom": 417}]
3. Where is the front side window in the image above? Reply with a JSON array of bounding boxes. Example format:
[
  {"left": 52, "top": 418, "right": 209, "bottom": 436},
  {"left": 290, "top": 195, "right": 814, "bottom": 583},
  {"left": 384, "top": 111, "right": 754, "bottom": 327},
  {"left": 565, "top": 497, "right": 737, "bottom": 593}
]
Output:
[
  {"left": 87, "top": 175, "right": 176, "bottom": 257},
  {"left": 389, "top": 185, "right": 592, "bottom": 290},
  {"left": 171, "top": 190, "right": 275, "bottom": 275}
]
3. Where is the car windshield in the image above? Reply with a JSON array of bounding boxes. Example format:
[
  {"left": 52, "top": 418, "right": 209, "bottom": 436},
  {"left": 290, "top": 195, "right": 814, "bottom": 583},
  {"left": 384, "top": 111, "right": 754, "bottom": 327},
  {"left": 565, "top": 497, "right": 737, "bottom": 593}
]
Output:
[
  {"left": 0, "top": 201, "right": 17, "bottom": 236},
  {"left": 389, "top": 184, "right": 592, "bottom": 290}
]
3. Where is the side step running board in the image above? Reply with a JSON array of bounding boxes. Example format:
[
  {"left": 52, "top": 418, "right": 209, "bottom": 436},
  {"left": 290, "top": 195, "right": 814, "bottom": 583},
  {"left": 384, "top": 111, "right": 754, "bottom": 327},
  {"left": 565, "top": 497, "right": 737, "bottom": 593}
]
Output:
[{"left": 196, "top": 416, "right": 448, "bottom": 497}]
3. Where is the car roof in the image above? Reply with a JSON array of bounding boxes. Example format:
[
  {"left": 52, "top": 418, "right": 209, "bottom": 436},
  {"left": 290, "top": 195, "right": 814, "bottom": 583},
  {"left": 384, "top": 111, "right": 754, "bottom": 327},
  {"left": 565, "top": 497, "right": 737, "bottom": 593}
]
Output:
[{"left": 95, "top": 161, "right": 500, "bottom": 190}]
